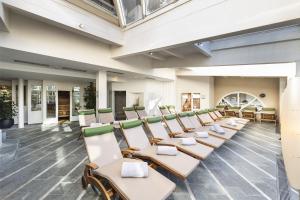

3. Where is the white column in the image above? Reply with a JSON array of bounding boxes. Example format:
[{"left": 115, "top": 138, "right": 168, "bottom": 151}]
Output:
[
  {"left": 18, "top": 78, "right": 24, "bottom": 128},
  {"left": 96, "top": 71, "right": 107, "bottom": 110}
]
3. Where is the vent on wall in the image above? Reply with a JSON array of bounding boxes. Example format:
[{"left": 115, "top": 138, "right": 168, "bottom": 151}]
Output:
[{"left": 14, "top": 60, "right": 50, "bottom": 67}]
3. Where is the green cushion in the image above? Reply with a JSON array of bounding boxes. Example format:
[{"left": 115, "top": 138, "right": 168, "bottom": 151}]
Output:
[
  {"left": 164, "top": 114, "right": 176, "bottom": 120},
  {"left": 98, "top": 108, "right": 112, "bottom": 113},
  {"left": 195, "top": 110, "right": 209, "bottom": 115},
  {"left": 121, "top": 120, "right": 142, "bottom": 129},
  {"left": 216, "top": 105, "right": 225, "bottom": 108},
  {"left": 146, "top": 116, "right": 162, "bottom": 124},
  {"left": 167, "top": 105, "right": 175, "bottom": 109},
  {"left": 159, "top": 106, "right": 167, "bottom": 109},
  {"left": 79, "top": 110, "right": 95, "bottom": 115},
  {"left": 123, "top": 107, "right": 135, "bottom": 111},
  {"left": 229, "top": 106, "right": 241, "bottom": 109},
  {"left": 187, "top": 112, "right": 195, "bottom": 116},
  {"left": 178, "top": 112, "right": 188, "bottom": 117},
  {"left": 83, "top": 125, "right": 114, "bottom": 137},
  {"left": 243, "top": 107, "right": 256, "bottom": 111},
  {"left": 262, "top": 107, "right": 275, "bottom": 111},
  {"left": 135, "top": 106, "right": 145, "bottom": 110}
]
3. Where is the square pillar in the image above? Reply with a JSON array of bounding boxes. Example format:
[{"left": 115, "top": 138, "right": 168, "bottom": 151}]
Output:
[
  {"left": 18, "top": 78, "right": 24, "bottom": 128},
  {"left": 96, "top": 71, "right": 107, "bottom": 110}
]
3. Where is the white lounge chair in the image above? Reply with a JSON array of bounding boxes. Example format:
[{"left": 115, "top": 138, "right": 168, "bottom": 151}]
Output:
[
  {"left": 82, "top": 125, "right": 176, "bottom": 200},
  {"left": 120, "top": 120, "right": 200, "bottom": 179},
  {"left": 145, "top": 116, "right": 214, "bottom": 159}
]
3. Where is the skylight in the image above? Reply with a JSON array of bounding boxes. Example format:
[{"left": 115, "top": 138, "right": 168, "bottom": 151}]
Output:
[
  {"left": 86, "top": 0, "right": 117, "bottom": 15},
  {"left": 119, "top": 0, "right": 178, "bottom": 26}
]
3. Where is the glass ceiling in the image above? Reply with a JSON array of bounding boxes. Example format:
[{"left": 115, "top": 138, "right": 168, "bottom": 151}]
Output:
[{"left": 84, "top": 0, "right": 179, "bottom": 27}]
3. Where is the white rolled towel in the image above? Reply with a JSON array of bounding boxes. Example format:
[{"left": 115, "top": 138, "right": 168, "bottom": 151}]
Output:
[
  {"left": 181, "top": 137, "right": 197, "bottom": 145},
  {"left": 156, "top": 146, "right": 178, "bottom": 156},
  {"left": 121, "top": 162, "right": 148, "bottom": 178},
  {"left": 195, "top": 131, "right": 209, "bottom": 138},
  {"left": 210, "top": 124, "right": 225, "bottom": 134},
  {"left": 226, "top": 119, "right": 237, "bottom": 126}
]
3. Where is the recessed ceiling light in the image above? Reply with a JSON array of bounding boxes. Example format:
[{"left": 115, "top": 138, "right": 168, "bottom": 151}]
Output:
[
  {"left": 79, "top": 24, "right": 84, "bottom": 28},
  {"left": 149, "top": 52, "right": 153, "bottom": 55}
]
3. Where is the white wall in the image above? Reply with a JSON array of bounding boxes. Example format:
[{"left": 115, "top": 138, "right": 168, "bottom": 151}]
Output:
[
  {"left": 214, "top": 77, "right": 280, "bottom": 111},
  {"left": 175, "top": 76, "right": 214, "bottom": 111},
  {"left": 111, "top": 79, "right": 176, "bottom": 115}
]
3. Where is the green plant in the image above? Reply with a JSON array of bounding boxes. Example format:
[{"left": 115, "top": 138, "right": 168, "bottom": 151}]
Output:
[
  {"left": 0, "top": 90, "right": 17, "bottom": 119},
  {"left": 84, "top": 82, "right": 96, "bottom": 110}
]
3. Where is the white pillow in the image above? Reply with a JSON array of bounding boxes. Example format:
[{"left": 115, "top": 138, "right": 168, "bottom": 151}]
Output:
[
  {"left": 196, "top": 131, "right": 209, "bottom": 138},
  {"left": 181, "top": 137, "right": 197, "bottom": 145},
  {"left": 156, "top": 146, "right": 178, "bottom": 156},
  {"left": 121, "top": 162, "right": 148, "bottom": 178}
]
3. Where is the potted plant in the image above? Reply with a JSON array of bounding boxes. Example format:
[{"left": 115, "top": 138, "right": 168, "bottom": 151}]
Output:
[
  {"left": 0, "top": 90, "right": 17, "bottom": 129},
  {"left": 84, "top": 82, "right": 96, "bottom": 110}
]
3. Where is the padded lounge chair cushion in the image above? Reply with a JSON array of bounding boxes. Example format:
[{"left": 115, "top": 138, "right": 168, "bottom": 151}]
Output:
[
  {"left": 96, "top": 158, "right": 175, "bottom": 200},
  {"left": 134, "top": 146, "right": 199, "bottom": 178},
  {"left": 84, "top": 130, "right": 123, "bottom": 168},
  {"left": 178, "top": 112, "right": 188, "bottom": 117},
  {"left": 98, "top": 108, "right": 113, "bottom": 113},
  {"left": 122, "top": 120, "right": 143, "bottom": 129},
  {"left": 146, "top": 116, "right": 162, "bottom": 124},
  {"left": 84, "top": 125, "right": 114, "bottom": 137},
  {"left": 135, "top": 106, "right": 145, "bottom": 110},
  {"left": 164, "top": 114, "right": 177, "bottom": 120}
]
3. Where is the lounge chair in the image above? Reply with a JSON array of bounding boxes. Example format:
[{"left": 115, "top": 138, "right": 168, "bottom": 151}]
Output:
[
  {"left": 167, "top": 105, "right": 176, "bottom": 114},
  {"left": 134, "top": 106, "right": 148, "bottom": 119},
  {"left": 172, "top": 112, "right": 225, "bottom": 147},
  {"left": 82, "top": 125, "right": 175, "bottom": 200},
  {"left": 215, "top": 109, "right": 249, "bottom": 124},
  {"left": 98, "top": 108, "right": 121, "bottom": 128},
  {"left": 120, "top": 120, "right": 200, "bottom": 179},
  {"left": 241, "top": 107, "right": 256, "bottom": 122},
  {"left": 197, "top": 113, "right": 245, "bottom": 131},
  {"left": 195, "top": 112, "right": 239, "bottom": 139},
  {"left": 179, "top": 112, "right": 226, "bottom": 147},
  {"left": 159, "top": 106, "right": 170, "bottom": 115},
  {"left": 123, "top": 107, "right": 139, "bottom": 120},
  {"left": 78, "top": 109, "right": 102, "bottom": 139},
  {"left": 145, "top": 116, "right": 214, "bottom": 159},
  {"left": 260, "top": 107, "right": 277, "bottom": 125}
]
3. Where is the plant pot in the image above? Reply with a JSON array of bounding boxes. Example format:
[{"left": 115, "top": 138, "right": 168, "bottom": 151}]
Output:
[{"left": 0, "top": 118, "right": 14, "bottom": 129}]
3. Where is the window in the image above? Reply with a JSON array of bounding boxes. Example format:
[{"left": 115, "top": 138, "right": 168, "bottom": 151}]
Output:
[
  {"left": 145, "top": 0, "right": 175, "bottom": 15},
  {"left": 72, "top": 86, "right": 81, "bottom": 116},
  {"left": 89, "top": 0, "right": 117, "bottom": 15},
  {"left": 46, "top": 85, "right": 56, "bottom": 118},
  {"left": 218, "top": 92, "right": 264, "bottom": 111},
  {"left": 120, "top": 0, "right": 143, "bottom": 24},
  {"left": 31, "top": 85, "right": 42, "bottom": 111}
]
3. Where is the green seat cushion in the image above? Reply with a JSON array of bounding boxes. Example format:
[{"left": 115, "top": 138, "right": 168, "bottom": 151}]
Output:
[
  {"left": 84, "top": 125, "right": 114, "bottom": 137},
  {"left": 262, "top": 107, "right": 276, "bottom": 111},
  {"left": 98, "top": 108, "right": 112, "bottom": 113},
  {"left": 146, "top": 116, "right": 162, "bottom": 124},
  {"left": 159, "top": 106, "right": 167, "bottom": 109},
  {"left": 164, "top": 114, "right": 177, "bottom": 120},
  {"left": 187, "top": 112, "right": 195, "bottom": 116},
  {"left": 135, "top": 106, "right": 145, "bottom": 110},
  {"left": 167, "top": 105, "right": 175, "bottom": 109},
  {"left": 178, "top": 112, "right": 188, "bottom": 117},
  {"left": 121, "top": 120, "right": 143, "bottom": 129},
  {"left": 195, "top": 110, "right": 209, "bottom": 115},
  {"left": 79, "top": 110, "right": 95, "bottom": 115},
  {"left": 123, "top": 107, "right": 135, "bottom": 111}
]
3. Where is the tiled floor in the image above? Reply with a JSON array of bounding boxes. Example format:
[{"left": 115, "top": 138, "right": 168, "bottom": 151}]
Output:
[{"left": 0, "top": 122, "right": 298, "bottom": 200}]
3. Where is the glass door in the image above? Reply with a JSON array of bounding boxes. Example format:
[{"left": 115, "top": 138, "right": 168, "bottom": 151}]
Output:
[{"left": 46, "top": 85, "right": 57, "bottom": 121}]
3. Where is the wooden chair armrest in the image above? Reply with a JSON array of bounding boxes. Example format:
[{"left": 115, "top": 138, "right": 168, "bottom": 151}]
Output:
[
  {"left": 86, "top": 162, "right": 98, "bottom": 170},
  {"left": 169, "top": 132, "right": 182, "bottom": 137},
  {"left": 121, "top": 147, "right": 140, "bottom": 157},
  {"left": 184, "top": 128, "right": 195, "bottom": 132},
  {"left": 150, "top": 137, "right": 163, "bottom": 145}
]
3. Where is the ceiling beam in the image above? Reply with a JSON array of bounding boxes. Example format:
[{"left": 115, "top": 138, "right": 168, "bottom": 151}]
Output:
[
  {"left": 143, "top": 53, "right": 165, "bottom": 61},
  {"left": 210, "top": 25, "right": 300, "bottom": 51},
  {"left": 193, "top": 41, "right": 211, "bottom": 57},
  {"left": 162, "top": 49, "right": 184, "bottom": 59}
]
